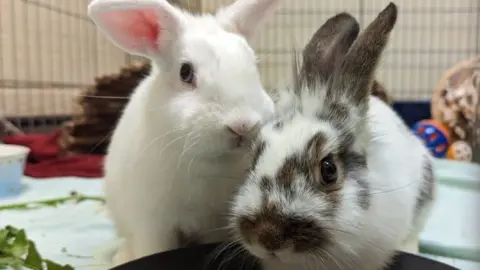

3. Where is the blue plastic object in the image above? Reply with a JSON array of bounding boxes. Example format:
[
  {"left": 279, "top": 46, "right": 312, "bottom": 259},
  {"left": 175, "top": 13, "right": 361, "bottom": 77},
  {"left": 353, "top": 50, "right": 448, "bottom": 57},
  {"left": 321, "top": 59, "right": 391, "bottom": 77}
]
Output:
[
  {"left": 412, "top": 120, "right": 451, "bottom": 158},
  {"left": 0, "top": 144, "right": 29, "bottom": 198}
]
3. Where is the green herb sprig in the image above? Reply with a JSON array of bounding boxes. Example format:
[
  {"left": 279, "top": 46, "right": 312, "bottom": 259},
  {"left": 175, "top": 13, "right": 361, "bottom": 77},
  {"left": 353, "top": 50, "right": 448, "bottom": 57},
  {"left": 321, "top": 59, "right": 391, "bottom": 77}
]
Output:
[{"left": 0, "top": 191, "right": 105, "bottom": 211}]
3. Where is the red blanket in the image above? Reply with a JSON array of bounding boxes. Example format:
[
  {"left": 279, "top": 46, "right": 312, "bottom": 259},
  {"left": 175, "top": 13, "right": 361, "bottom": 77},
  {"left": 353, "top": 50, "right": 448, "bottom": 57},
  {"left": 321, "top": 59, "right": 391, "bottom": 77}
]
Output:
[{"left": 2, "top": 130, "right": 104, "bottom": 178}]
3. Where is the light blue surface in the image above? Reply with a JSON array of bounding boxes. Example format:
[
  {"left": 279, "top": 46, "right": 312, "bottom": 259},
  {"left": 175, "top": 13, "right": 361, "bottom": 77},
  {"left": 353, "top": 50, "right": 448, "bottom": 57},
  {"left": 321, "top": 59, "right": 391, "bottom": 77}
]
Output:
[
  {"left": 419, "top": 158, "right": 480, "bottom": 267},
  {"left": 433, "top": 158, "right": 480, "bottom": 190},
  {"left": 0, "top": 177, "right": 114, "bottom": 269},
  {"left": 419, "top": 182, "right": 480, "bottom": 261},
  {"left": 0, "top": 159, "right": 478, "bottom": 269}
]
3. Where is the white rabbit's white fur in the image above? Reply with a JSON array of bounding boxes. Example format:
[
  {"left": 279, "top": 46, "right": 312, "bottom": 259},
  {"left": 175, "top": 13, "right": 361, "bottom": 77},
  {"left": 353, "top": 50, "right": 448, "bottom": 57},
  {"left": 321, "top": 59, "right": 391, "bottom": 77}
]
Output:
[
  {"left": 87, "top": 0, "right": 281, "bottom": 267},
  {"left": 229, "top": 4, "right": 436, "bottom": 270}
]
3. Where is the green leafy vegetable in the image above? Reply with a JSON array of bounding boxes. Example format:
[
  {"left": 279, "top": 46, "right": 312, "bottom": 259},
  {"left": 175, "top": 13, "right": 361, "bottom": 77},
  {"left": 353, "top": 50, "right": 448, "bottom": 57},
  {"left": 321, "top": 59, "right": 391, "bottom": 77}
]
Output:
[
  {"left": 0, "top": 226, "right": 75, "bottom": 270},
  {"left": 11, "top": 230, "right": 28, "bottom": 258},
  {"left": 45, "top": 259, "right": 74, "bottom": 270},
  {"left": 0, "top": 230, "right": 8, "bottom": 250},
  {"left": 0, "top": 193, "right": 105, "bottom": 269},
  {"left": 24, "top": 241, "right": 43, "bottom": 269}
]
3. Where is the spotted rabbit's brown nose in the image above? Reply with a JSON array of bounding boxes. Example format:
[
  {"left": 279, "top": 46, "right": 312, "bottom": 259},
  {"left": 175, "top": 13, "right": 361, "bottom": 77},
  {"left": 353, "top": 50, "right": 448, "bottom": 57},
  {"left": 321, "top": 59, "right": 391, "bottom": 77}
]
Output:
[
  {"left": 238, "top": 215, "right": 286, "bottom": 252},
  {"left": 238, "top": 211, "right": 331, "bottom": 254},
  {"left": 258, "top": 231, "right": 282, "bottom": 251},
  {"left": 255, "top": 221, "right": 285, "bottom": 251}
]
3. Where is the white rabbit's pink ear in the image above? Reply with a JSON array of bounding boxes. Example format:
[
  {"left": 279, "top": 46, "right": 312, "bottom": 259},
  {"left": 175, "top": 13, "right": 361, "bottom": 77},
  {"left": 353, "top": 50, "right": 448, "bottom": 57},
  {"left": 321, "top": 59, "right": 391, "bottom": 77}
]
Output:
[
  {"left": 216, "top": 0, "right": 281, "bottom": 39},
  {"left": 88, "top": 0, "right": 182, "bottom": 57}
]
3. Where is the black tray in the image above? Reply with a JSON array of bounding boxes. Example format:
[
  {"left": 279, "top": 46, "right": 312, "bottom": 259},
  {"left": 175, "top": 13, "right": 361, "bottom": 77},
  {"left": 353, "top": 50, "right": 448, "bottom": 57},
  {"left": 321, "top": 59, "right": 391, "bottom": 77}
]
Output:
[{"left": 111, "top": 242, "right": 459, "bottom": 270}]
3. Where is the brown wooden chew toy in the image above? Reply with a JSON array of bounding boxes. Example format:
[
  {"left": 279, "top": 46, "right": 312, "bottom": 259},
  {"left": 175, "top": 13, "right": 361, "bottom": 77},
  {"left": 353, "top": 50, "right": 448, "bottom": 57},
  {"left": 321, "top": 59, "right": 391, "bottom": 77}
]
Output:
[
  {"left": 431, "top": 56, "right": 480, "bottom": 162},
  {"left": 58, "top": 61, "right": 151, "bottom": 155}
]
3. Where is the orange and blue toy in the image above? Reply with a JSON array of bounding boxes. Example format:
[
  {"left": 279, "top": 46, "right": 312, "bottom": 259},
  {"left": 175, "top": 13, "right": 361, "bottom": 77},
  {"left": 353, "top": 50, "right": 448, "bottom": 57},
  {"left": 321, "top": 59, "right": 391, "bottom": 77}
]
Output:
[{"left": 412, "top": 119, "right": 451, "bottom": 158}]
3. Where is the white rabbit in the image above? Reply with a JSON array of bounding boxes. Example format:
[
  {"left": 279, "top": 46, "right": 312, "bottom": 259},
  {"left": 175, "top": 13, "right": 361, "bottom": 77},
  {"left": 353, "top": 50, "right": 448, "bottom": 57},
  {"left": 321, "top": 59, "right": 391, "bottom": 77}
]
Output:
[
  {"left": 228, "top": 3, "right": 436, "bottom": 270},
  {"left": 87, "top": 0, "right": 281, "bottom": 266}
]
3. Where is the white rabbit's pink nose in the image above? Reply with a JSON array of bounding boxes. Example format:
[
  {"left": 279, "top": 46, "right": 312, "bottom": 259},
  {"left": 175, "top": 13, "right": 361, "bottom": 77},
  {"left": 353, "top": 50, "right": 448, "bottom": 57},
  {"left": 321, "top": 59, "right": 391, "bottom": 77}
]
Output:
[{"left": 227, "top": 122, "right": 257, "bottom": 137}]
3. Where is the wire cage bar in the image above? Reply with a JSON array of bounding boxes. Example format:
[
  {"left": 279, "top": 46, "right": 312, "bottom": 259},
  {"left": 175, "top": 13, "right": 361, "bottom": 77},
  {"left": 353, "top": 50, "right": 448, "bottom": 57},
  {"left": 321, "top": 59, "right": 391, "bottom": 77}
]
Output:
[{"left": 0, "top": 0, "right": 479, "bottom": 134}]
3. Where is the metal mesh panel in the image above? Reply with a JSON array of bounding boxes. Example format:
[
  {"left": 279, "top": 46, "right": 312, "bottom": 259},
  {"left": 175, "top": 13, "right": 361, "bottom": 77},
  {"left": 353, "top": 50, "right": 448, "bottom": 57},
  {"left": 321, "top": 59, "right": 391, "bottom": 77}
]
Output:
[
  {"left": 0, "top": 0, "right": 129, "bottom": 133},
  {"left": 205, "top": 0, "right": 480, "bottom": 100},
  {"left": 1, "top": 0, "right": 479, "bottom": 133}
]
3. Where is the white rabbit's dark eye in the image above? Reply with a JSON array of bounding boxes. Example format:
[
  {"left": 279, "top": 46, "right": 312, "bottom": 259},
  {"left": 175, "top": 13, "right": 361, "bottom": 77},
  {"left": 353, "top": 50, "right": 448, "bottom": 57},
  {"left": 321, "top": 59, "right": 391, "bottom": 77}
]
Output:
[
  {"left": 320, "top": 154, "right": 337, "bottom": 184},
  {"left": 180, "top": 62, "right": 195, "bottom": 84}
]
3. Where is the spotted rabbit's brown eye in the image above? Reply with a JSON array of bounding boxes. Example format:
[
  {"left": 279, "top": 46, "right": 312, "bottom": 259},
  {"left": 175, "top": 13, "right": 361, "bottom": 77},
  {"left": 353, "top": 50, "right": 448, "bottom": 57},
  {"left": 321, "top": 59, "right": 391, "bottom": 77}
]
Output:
[
  {"left": 180, "top": 62, "right": 195, "bottom": 84},
  {"left": 320, "top": 154, "right": 337, "bottom": 185}
]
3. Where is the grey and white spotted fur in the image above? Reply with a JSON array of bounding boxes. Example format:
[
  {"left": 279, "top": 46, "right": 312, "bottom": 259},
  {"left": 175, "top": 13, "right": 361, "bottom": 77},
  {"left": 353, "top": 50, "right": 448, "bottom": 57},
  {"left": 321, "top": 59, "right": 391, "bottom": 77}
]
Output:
[{"left": 229, "top": 3, "right": 436, "bottom": 270}]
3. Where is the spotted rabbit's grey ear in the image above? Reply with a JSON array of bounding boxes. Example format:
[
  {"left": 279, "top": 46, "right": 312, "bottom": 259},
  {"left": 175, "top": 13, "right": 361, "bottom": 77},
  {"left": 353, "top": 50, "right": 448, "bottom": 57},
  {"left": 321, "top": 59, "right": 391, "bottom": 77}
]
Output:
[
  {"left": 299, "top": 12, "right": 359, "bottom": 88},
  {"left": 329, "top": 3, "right": 398, "bottom": 112}
]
